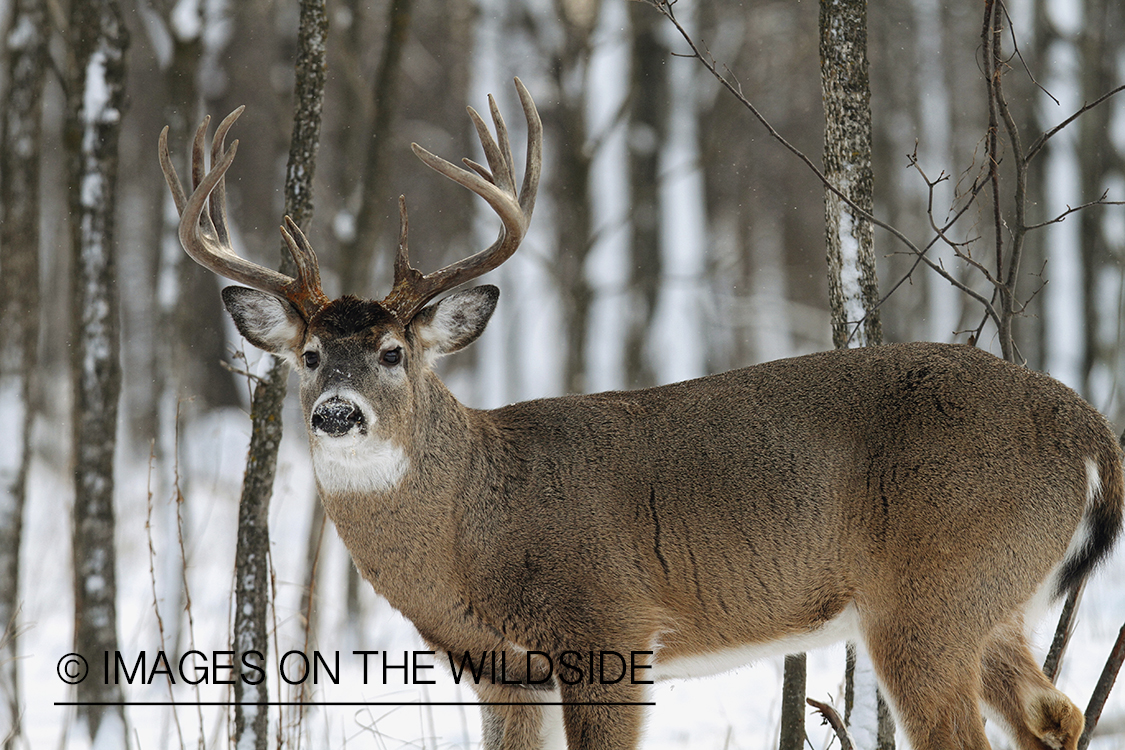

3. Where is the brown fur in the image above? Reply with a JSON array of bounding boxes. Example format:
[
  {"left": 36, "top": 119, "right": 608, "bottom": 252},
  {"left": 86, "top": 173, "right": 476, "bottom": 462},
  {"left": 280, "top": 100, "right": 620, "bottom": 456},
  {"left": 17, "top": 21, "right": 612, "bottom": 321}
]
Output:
[
  {"left": 226, "top": 285, "right": 1122, "bottom": 750},
  {"left": 170, "top": 94, "right": 1120, "bottom": 748}
]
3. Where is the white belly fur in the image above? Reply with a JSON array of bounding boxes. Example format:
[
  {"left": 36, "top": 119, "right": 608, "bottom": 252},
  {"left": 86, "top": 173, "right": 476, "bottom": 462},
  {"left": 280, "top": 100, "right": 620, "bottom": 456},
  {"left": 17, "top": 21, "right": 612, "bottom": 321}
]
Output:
[{"left": 652, "top": 604, "right": 862, "bottom": 681}]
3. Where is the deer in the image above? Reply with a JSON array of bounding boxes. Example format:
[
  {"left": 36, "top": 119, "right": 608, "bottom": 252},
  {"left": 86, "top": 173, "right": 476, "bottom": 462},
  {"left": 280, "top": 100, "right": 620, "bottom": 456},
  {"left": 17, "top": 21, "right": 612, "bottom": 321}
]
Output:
[{"left": 159, "top": 79, "right": 1123, "bottom": 750}]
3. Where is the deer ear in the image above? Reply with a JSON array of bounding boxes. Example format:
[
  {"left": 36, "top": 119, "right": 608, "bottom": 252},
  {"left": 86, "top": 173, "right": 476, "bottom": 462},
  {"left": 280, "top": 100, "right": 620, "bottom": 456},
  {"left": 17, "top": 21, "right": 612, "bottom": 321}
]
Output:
[
  {"left": 222, "top": 286, "right": 306, "bottom": 355},
  {"left": 412, "top": 285, "right": 499, "bottom": 360}
]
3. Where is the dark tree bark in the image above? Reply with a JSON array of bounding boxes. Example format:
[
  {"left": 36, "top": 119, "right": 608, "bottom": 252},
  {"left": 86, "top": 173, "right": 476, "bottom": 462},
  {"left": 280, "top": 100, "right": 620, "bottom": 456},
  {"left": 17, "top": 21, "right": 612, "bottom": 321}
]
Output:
[
  {"left": 0, "top": 0, "right": 49, "bottom": 744},
  {"left": 547, "top": 0, "right": 600, "bottom": 395},
  {"left": 1079, "top": 0, "right": 1124, "bottom": 399},
  {"left": 778, "top": 652, "right": 807, "bottom": 750},
  {"left": 624, "top": 1, "right": 668, "bottom": 389},
  {"left": 65, "top": 0, "right": 130, "bottom": 742},
  {"left": 231, "top": 1, "right": 327, "bottom": 747},
  {"left": 337, "top": 0, "right": 412, "bottom": 295}
]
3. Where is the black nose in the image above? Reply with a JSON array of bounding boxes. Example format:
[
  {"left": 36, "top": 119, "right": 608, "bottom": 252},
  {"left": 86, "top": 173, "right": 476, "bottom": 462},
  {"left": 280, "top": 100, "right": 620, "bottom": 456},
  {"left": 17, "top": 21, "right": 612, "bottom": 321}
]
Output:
[{"left": 311, "top": 397, "right": 366, "bottom": 437}]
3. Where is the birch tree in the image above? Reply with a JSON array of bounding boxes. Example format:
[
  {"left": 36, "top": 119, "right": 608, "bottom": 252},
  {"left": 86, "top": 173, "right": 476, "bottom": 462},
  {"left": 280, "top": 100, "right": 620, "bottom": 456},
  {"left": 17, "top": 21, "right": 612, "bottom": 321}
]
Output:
[
  {"left": 230, "top": 0, "right": 327, "bottom": 746},
  {"left": 0, "top": 0, "right": 49, "bottom": 745},
  {"left": 819, "top": 1, "right": 892, "bottom": 746},
  {"left": 820, "top": 0, "right": 882, "bottom": 350},
  {"left": 66, "top": 0, "right": 130, "bottom": 742}
]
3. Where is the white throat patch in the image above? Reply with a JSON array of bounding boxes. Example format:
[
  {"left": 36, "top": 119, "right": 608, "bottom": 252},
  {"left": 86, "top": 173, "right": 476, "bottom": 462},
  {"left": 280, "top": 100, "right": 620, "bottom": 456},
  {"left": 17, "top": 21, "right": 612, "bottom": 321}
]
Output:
[
  {"left": 311, "top": 434, "right": 409, "bottom": 495},
  {"left": 308, "top": 389, "right": 409, "bottom": 495}
]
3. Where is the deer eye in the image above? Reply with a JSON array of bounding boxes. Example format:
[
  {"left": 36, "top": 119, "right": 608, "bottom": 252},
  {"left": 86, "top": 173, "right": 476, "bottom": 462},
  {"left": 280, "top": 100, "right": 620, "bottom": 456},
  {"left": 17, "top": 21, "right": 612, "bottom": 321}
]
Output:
[
  {"left": 380, "top": 347, "right": 403, "bottom": 367},
  {"left": 303, "top": 351, "right": 320, "bottom": 369}
]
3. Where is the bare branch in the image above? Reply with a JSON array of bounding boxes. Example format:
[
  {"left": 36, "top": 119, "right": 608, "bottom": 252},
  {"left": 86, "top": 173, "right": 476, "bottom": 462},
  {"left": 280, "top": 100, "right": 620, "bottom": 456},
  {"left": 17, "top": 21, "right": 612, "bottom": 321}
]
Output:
[
  {"left": 1027, "top": 84, "right": 1125, "bottom": 164},
  {"left": 1025, "top": 191, "right": 1125, "bottom": 231},
  {"left": 1077, "top": 621, "right": 1125, "bottom": 750},
  {"left": 1043, "top": 583, "right": 1084, "bottom": 682},
  {"left": 807, "top": 697, "right": 856, "bottom": 750},
  {"left": 999, "top": 1, "right": 1058, "bottom": 106}
]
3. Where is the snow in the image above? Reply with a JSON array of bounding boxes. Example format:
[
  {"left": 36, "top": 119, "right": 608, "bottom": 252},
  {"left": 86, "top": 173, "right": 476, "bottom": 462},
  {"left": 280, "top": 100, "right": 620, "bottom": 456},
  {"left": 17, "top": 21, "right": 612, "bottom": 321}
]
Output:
[
  {"left": 88, "top": 710, "right": 127, "bottom": 750},
  {"left": 81, "top": 50, "right": 118, "bottom": 131},
  {"left": 171, "top": 0, "right": 203, "bottom": 42},
  {"left": 0, "top": 381, "right": 24, "bottom": 486},
  {"left": 836, "top": 203, "right": 870, "bottom": 347},
  {"left": 14, "top": 367, "right": 1125, "bottom": 750},
  {"left": 848, "top": 643, "right": 880, "bottom": 750},
  {"left": 6, "top": 14, "right": 36, "bottom": 50},
  {"left": 9, "top": 0, "right": 1125, "bottom": 746}
]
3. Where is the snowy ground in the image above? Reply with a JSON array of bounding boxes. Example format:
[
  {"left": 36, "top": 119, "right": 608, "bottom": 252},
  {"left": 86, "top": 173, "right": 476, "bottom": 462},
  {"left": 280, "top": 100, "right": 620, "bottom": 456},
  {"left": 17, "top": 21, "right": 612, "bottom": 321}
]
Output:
[{"left": 14, "top": 400, "right": 1125, "bottom": 749}]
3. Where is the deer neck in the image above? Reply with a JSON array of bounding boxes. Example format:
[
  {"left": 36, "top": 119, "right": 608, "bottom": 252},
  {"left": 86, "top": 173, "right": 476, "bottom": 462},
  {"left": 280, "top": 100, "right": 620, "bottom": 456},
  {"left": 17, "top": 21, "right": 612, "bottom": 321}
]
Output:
[{"left": 312, "top": 371, "right": 489, "bottom": 617}]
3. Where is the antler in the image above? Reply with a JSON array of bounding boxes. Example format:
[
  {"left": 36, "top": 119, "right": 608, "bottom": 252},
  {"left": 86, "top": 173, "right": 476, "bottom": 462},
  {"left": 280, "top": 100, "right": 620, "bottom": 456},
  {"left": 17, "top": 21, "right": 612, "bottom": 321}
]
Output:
[
  {"left": 158, "top": 107, "right": 329, "bottom": 321},
  {"left": 381, "top": 77, "right": 542, "bottom": 323}
]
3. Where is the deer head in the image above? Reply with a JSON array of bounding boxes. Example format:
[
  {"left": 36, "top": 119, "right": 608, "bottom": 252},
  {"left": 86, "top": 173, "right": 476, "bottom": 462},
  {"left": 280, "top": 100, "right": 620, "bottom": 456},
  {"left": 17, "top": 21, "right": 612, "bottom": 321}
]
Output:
[{"left": 160, "top": 80, "right": 540, "bottom": 495}]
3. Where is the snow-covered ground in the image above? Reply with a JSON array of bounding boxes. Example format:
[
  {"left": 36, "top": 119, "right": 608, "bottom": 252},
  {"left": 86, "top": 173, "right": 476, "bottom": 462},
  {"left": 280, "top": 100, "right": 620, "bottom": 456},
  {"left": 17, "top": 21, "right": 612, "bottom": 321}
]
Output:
[{"left": 14, "top": 398, "right": 1125, "bottom": 749}]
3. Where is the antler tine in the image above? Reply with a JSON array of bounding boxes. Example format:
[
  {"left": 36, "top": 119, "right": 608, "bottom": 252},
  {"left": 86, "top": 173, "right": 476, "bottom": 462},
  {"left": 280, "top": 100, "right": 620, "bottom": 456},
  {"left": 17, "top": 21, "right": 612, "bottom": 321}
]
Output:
[
  {"left": 159, "top": 108, "right": 328, "bottom": 321},
  {"left": 158, "top": 126, "right": 189, "bottom": 216},
  {"left": 383, "top": 77, "right": 542, "bottom": 323},
  {"left": 280, "top": 217, "right": 330, "bottom": 317},
  {"left": 209, "top": 106, "right": 244, "bottom": 248},
  {"left": 514, "top": 79, "right": 542, "bottom": 218}
]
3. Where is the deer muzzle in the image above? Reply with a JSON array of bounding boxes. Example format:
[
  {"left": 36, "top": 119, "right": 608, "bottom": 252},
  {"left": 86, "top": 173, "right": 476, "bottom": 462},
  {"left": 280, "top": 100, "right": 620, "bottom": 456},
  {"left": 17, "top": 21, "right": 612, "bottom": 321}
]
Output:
[{"left": 311, "top": 396, "right": 367, "bottom": 437}]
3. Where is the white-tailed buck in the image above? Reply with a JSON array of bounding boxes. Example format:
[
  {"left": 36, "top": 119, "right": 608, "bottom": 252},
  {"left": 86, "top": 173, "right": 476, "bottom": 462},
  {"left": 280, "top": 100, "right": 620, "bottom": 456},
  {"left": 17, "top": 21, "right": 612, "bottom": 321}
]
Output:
[{"left": 160, "top": 80, "right": 1123, "bottom": 750}]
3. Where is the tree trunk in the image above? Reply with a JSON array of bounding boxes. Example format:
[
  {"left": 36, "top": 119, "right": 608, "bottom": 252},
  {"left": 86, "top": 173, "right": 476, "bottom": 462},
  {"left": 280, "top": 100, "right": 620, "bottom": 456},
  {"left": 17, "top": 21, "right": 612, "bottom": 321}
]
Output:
[
  {"left": 148, "top": 3, "right": 206, "bottom": 661},
  {"left": 231, "top": 1, "right": 327, "bottom": 746},
  {"left": 66, "top": 0, "right": 130, "bottom": 742},
  {"left": 337, "top": 0, "right": 412, "bottom": 295},
  {"left": 1079, "top": 0, "right": 1122, "bottom": 401},
  {"left": 820, "top": 0, "right": 889, "bottom": 747},
  {"left": 778, "top": 652, "right": 807, "bottom": 750},
  {"left": 821, "top": 0, "right": 883, "bottom": 350},
  {"left": 624, "top": 1, "right": 667, "bottom": 389},
  {"left": 548, "top": 1, "right": 599, "bottom": 395},
  {"left": 0, "top": 1, "right": 48, "bottom": 744}
]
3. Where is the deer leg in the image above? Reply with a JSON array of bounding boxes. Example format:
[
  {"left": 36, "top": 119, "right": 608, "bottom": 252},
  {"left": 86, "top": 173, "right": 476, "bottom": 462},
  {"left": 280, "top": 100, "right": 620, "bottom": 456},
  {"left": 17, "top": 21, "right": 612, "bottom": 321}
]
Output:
[
  {"left": 476, "top": 687, "right": 548, "bottom": 750},
  {"left": 559, "top": 680, "right": 647, "bottom": 749},
  {"left": 980, "top": 617, "right": 1084, "bottom": 750},
  {"left": 860, "top": 610, "right": 993, "bottom": 750}
]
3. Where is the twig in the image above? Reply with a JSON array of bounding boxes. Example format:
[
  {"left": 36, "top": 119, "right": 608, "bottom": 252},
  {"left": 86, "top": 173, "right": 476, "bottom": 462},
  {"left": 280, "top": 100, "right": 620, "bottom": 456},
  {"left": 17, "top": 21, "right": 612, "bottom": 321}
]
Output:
[
  {"left": 1027, "top": 84, "right": 1125, "bottom": 164},
  {"left": 145, "top": 441, "right": 187, "bottom": 750},
  {"left": 807, "top": 697, "right": 856, "bottom": 750},
  {"left": 1024, "top": 192, "right": 1125, "bottom": 231},
  {"left": 1043, "top": 582, "right": 1084, "bottom": 683},
  {"left": 294, "top": 509, "right": 327, "bottom": 749},
  {"left": 173, "top": 399, "right": 207, "bottom": 748},
  {"left": 220, "top": 354, "right": 265, "bottom": 386},
  {"left": 1077, "top": 621, "right": 1125, "bottom": 750},
  {"left": 998, "top": 1, "right": 1057, "bottom": 105}
]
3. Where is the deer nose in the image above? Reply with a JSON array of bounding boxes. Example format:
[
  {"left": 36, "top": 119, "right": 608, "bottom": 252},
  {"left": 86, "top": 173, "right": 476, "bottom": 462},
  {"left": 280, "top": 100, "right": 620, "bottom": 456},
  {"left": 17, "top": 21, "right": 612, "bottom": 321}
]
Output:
[{"left": 311, "top": 397, "right": 366, "bottom": 437}]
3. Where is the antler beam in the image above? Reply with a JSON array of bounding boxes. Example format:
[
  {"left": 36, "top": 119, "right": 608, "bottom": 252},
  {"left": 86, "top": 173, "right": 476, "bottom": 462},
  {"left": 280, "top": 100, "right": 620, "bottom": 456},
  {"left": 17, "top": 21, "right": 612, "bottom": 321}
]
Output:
[
  {"left": 159, "top": 108, "right": 328, "bottom": 321},
  {"left": 381, "top": 77, "right": 542, "bottom": 323}
]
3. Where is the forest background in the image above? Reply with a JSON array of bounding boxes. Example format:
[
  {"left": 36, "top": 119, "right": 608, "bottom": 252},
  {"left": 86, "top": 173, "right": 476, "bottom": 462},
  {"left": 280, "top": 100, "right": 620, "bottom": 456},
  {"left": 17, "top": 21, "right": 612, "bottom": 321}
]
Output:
[{"left": 1, "top": 0, "right": 1125, "bottom": 746}]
